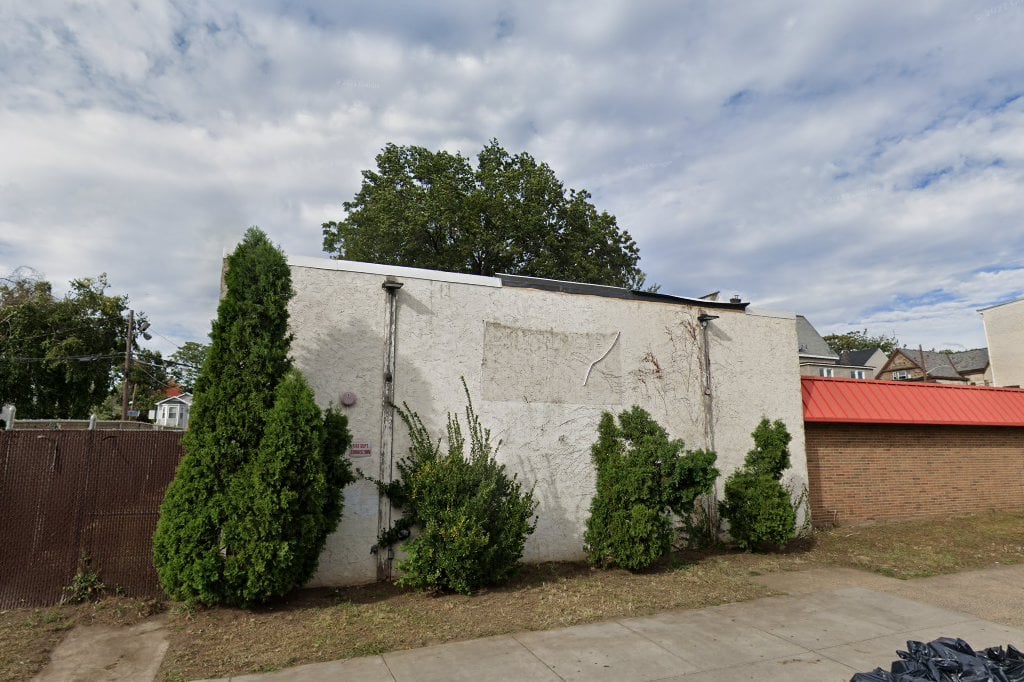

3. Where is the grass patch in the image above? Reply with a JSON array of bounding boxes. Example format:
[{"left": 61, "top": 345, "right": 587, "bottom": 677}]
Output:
[
  {"left": 808, "top": 511, "right": 1024, "bottom": 579},
  {"left": 3, "top": 511, "right": 1022, "bottom": 681}
]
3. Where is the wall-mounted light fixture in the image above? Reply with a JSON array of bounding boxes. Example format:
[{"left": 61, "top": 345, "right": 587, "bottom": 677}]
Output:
[{"left": 698, "top": 313, "right": 719, "bottom": 328}]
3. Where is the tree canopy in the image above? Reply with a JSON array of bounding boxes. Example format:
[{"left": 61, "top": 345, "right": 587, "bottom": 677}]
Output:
[
  {"left": 823, "top": 329, "right": 899, "bottom": 356},
  {"left": 323, "top": 140, "right": 650, "bottom": 289},
  {"left": 166, "top": 341, "right": 209, "bottom": 393},
  {"left": 0, "top": 271, "right": 133, "bottom": 418}
]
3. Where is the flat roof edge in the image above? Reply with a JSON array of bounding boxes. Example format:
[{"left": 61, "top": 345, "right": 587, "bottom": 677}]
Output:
[
  {"left": 978, "top": 295, "right": 1024, "bottom": 312},
  {"left": 498, "top": 274, "right": 749, "bottom": 309},
  {"left": 287, "top": 256, "right": 503, "bottom": 288}
]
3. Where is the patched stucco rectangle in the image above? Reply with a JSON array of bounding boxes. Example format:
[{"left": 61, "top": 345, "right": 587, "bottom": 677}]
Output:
[{"left": 481, "top": 322, "right": 622, "bottom": 404}]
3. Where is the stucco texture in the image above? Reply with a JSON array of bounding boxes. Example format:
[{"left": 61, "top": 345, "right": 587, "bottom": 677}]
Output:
[
  {"left": 982, "top": 298, "right": 1024, "bottom": 388},
  {"left": 288, "top": 259, "right": 807, "bottom": 587}
]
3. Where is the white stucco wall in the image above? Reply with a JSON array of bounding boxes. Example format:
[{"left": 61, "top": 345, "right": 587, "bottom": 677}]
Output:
[
  {"left": 287, "top": 257, "right": 807, "bottom": 587},
  {"left": 982, "top": 298, "right": 1024, "bottom": 387}
]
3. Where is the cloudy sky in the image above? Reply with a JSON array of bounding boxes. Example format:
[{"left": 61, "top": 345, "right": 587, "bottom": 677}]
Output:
[{"left": 3, "top": 1, "right": 1023, "bottom": 356}]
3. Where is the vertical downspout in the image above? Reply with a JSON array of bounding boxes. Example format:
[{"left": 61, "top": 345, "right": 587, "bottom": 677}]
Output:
[
  {"left": 697, "top": 311, "right": 721, "bottom": 538},
  {"left": 377, "top": 276, "right": 403, "bottom": 581},
  {"left": 697, "top": 313, "right": 719, "bottom": 452}
]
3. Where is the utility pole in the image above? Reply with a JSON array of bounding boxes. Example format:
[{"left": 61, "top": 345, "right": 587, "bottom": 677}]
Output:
[{"left": 121, "top": 309, "right": 134, "bottom": 421}]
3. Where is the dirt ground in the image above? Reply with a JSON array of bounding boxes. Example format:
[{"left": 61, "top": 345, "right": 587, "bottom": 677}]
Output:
[{"left": 6, "top": 511, "right": 1023, "bottom": 682}]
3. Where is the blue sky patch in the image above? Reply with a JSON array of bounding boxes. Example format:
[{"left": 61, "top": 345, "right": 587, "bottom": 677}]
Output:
[{"left": 910, "top": 166, "right": 954, "bottom": 190}]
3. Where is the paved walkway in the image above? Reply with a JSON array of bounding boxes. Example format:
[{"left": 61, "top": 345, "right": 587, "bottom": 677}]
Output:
[
  {"left": 36, "top": 565, "right": 1024, "bottom": 681},
  {"left": 198, "top": 565, "right": 1024, "bottom": 682}
]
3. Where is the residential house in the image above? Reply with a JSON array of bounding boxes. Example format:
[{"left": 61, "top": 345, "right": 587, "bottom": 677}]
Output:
[
  {"left": 980, "top": 296, "right": 1024, "bottom": 387},
  {"left": 877, "top": 348, "right": 990, "bottom": 385},
  {"left": 796, "top": 316, "right": 876, "bottom": 379},
  {"left": 837, "top": 348, "right": 888, "bottom": 379},
  {"left": 152, "top": 392, "right": 192, "bottom": 429}
]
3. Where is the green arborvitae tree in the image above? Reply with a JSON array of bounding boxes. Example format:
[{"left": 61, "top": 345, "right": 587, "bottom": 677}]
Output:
[
  {"left": 584, "top": 407, "right": 719, "bottom": 571},
  {"left": 153, "top": 227, "right": 352, "bottom": 606},
  {"left": 222, "top": 370, "right": 354, "bottom": 605},
  {"left": 721, "top": 418, "right": 797, "bottom": 552},
  {"left": 323, "top": 140, "right": 651, "bottom": 289}
]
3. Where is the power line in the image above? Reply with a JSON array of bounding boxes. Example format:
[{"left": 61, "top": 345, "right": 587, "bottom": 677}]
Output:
[{"left": 0, "top": 353, "right": 123, "bottom": 363}]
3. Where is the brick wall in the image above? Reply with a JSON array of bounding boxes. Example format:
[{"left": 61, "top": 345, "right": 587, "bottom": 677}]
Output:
[{"left": 805, "top": 423, "right": 1024, "bottom": 526}]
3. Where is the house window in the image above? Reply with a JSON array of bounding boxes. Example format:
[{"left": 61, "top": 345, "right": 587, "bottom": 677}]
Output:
[
  {"left": 851, "top": 370, "right": 866, "bottom": 379},
  {"left": 819, "top": 368, "right": 835, "bottom": 377},
  {"left": 892, "top": 370, "right": 910, "bottom": 380},
  {"left": 166, "top": 405, "right": 178, "bottom": 424}
]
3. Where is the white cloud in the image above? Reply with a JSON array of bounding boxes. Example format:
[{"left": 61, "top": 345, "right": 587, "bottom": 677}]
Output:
[{"left": 1, "top": 0, "right": 1023, "bottom": 357}]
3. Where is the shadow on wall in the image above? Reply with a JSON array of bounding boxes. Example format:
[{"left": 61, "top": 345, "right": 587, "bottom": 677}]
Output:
[
  {"left": 295, "top": 314, "right": 426, "bottom": 584},
  {"left": 490, "top": 403, "right": 597, "bottom": 564}
]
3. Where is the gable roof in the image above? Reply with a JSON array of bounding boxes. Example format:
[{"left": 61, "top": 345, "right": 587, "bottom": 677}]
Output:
[
  {"left": 838, "top": 348, "right": 883, "bottom": 368},
  {"left": 893, "top": 348, "right": 989, "bottom": 379},
  {"left": 796, "top": 316, "right": 838, "bottom": 360},
  {"left": 949, "top": 348, "right": 989, "bottom": 374},
  {"left": 155, "top": 393, "right": 193, "bottom": 407},
  {"left": 802, "top": 377, "right": 1024, "bottom": 426}
]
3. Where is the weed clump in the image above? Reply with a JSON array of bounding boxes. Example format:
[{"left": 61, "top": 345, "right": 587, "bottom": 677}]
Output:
[{"left": 376, "top": 381, "right": 537, "bottom": 594}]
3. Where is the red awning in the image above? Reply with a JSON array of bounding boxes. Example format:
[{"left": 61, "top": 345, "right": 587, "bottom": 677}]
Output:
[{"left": 802, "top": 376, "right": 1024, "bottom": 426}]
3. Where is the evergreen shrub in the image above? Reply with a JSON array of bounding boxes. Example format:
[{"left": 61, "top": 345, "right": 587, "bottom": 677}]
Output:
[
  {"left": 720, "top": 418, "right": 797, "bottom": 551},
  {"left": 153, "top": 228, "right": 354, "bottom": 606},
  {"left": 584, "top": 406, "right": 719, "bottom": 570},
  {"left": 378, "top": 382, "right": 537, "bottom": 594}
]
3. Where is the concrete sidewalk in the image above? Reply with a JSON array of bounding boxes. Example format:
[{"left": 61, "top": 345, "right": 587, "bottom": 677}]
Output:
[{"left": 203, "top": 581, "right": 1024, "bottom": 682}]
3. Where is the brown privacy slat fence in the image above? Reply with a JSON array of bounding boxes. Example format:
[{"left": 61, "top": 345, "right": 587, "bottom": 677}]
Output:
[{"left": 0, "top": 430, "right": 183, "bottom": 608}]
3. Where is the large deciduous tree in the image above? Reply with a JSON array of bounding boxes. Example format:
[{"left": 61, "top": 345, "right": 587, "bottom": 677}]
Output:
[
  {"left": 0, "top": 271, "right": 130, "bottom": 418},
  {"left": 166, "top": 341, "right": 209, "bottom": 393},
  {"left": 153, "top": 227, "right": 354, "bottom": 606},
  {"left": 323, "top": 140, "right": 650, "bottom": 289},
  {"left": 823, "top": 329, "right": 899, "bottom": 355}
]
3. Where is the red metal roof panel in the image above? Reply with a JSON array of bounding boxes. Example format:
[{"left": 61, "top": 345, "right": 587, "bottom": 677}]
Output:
[{"left": 801, "top": 377, "right": 1024, "bottom": 426}]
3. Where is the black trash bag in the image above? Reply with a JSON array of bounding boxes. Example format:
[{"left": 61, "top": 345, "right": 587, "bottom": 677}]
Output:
[
  {"left": 851, "top": 638, "right": 1024, "bottom": 682},
  {"left": 984, "top": 645, "right": 1024, "bottom": 682},
  {"left": 851, "top": 668, "right": 896, "bottom": 682}
]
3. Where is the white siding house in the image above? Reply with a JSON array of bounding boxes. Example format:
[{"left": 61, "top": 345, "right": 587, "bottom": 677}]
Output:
[{"left": 153, "top": 393, "right": 192, "bottom": 429}]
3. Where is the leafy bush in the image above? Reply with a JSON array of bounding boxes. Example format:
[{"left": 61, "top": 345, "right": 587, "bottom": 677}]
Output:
[
  {"left": 720, "top": 418, "right": 797, "bottom": 551},
  {"left": 721, "top": 472, "right": 796, "bottom": 551},
  {"left": 743, "top": 418, "right": 792, "bottom": 479},
  {"left": 377, "top": 382, "right": 537, "bottom": 594},
  {"left": 153, "top": 228, "right": 354, "bottom": 606},
  {"left": 584, "top": 406, "right": 719, "bottom": 570}
]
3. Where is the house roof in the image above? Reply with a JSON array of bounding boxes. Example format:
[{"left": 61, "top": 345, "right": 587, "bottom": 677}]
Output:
[
  {"left": 802, "top": 377, "right": 1024, "bottom": 426},
  {"left": 893, "top": 347, "right": 989, "bottom": 379},
  {"left": 838, "top": 348, "right": 882, "bottom": 367},
  {"left": 949, "top": 348, "right": 989, "bottom": 374},
  {"left": 795, "top": 316, "right": 838, "bottom": 360},
  {"left": 155, "top": 393, "right": 193, "bottom": 407}
]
